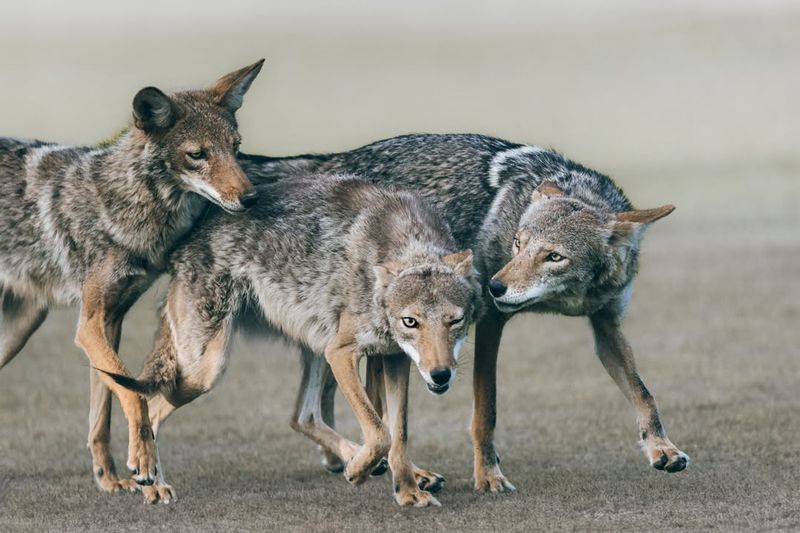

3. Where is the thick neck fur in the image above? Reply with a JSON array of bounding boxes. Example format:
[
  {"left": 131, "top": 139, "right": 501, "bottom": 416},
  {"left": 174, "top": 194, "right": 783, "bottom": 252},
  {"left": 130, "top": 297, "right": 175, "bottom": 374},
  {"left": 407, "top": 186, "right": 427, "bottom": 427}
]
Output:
[
  {"left": 88, "top": 129, "right": 206, "bottom": 264},
  {"left": 508, "top": 150, "right": 633, "bottom": 214}
]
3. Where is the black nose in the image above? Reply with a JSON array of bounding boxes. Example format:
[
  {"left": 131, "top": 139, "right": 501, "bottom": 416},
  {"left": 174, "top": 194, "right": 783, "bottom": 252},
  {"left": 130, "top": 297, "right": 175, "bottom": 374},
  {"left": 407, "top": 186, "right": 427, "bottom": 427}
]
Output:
[
  {"left": 488, "top": 279, "right": 507, "bottom": 298},
  {"left": 240, "top": 191, "right": 259, "bottom": 208},
  {"left": 430, "top": 368, "right": 452, "bottom": 386}
]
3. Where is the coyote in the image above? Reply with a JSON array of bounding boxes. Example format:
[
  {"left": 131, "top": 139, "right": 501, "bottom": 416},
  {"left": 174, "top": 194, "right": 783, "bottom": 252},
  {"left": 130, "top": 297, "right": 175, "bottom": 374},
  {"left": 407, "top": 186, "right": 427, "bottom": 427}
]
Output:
[
  {"left": 0, "top": 60, "right": 264, "bottom": 492},
  {"left": 237, "top": 133, "right": 690, "bottom": 492},
  {"left": 109, "top": 176, "right": 480, "bottom": 506}
]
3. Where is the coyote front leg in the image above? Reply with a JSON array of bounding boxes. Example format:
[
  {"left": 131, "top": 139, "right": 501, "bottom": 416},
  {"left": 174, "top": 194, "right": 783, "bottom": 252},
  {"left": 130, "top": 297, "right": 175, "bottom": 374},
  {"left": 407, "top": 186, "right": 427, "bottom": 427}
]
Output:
[
  {"left": 382, "top": 354, "right": 440, "bottom": 507},
  {"left": 364, "top": 356, "right": 445, "bottom": 491},
  {"left": 590, "top": 308, "right": 689, "bottom": 472},
  {"left": 471, "top": 308, "right": 516, "bottom": 492},
  {"left": 75, "top": 264, "right": 156, "bottom": 487},
  {"left": 324, "top": 312, "right": 389, "bottom": 485}
]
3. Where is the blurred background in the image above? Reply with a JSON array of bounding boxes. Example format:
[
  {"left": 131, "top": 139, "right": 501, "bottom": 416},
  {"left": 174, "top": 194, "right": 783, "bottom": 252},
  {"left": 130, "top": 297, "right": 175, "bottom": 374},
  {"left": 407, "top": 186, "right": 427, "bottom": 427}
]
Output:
[{"left": 1, "top": 1, "right": 798, "bottom": 531}]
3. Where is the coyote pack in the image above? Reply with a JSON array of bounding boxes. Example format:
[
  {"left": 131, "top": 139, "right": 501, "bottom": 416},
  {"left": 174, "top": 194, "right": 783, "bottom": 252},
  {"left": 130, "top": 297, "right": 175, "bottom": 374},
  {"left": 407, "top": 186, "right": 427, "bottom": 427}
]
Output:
[
  {"left": 109, "top": 175, "right": 480, "bottom": 506},
  {"left": 237, "top": 133, "right": 689, "bottom": 491},
  {"left": 0, "top": 60, "right": 264, "bottom": 491}
]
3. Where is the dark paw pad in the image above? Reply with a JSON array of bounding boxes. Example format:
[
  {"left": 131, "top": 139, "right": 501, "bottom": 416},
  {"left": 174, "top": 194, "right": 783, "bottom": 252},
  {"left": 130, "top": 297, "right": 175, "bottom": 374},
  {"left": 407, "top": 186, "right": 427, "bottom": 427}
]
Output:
[
  {"left": 370, "top": 457, "right": 389, "bottom": 477},
  {"left": 418, "top": 474, "right": 445, "bottom": 493},
  {"left": 324, "top": 462, "right": 345, "bottom": 474},
  {"left": 665, "top": 454, "right": 689, "bottom": 473},
  {"left": 652, "top": 452, "right": 668, "bottom": 470}
]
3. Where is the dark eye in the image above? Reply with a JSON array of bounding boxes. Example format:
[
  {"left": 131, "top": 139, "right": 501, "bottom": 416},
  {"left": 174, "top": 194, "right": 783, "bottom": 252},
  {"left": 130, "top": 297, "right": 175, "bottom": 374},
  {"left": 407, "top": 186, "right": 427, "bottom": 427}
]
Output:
[
  {"left": 450, "top": 316, "right": 464, "bottom": 327},
  {"left": 401, "top": 317, "right": 418, "bottom": 328},
  {"left": 513, "top": 236, "right": 521, "bottom": 251},
  {"left": 233, "top": 141, "right": 241, "bottom": 154},
  {"left": 545, "top": 251, "right": 564, "bottom": 262},
  {"left": 187, "top": 150, "right": 206, "bottom": 161}
]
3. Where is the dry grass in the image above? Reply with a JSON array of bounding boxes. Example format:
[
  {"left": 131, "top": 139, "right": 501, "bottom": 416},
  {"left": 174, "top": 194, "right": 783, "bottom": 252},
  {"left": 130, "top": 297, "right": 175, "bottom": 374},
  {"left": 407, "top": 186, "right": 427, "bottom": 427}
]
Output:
[
  {"left": 1, "top": 215, "right": 798, "bottom": 532},
  {"left": 1, "top": 2, "right": 799, "bottom": 531}
]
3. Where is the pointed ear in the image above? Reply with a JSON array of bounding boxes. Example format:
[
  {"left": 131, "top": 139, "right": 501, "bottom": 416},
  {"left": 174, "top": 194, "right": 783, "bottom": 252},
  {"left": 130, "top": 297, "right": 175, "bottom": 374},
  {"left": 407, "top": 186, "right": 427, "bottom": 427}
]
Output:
[
  {"left": 442, "top": 249, "right": 473, "bottom": 277},
  {"left": 615, "top": 205, "right": 675, "bottom": 224},
  {"left": 531, "top": 181, "right": 565, "bottom": 203},
  {"left": 132, "top": 87, "right": 176, "bottom": 131},
  {"left": 208, "top": 59, "right": 265, "bottom": 112},
  {"left": 608, "top": 205, "right": 675, "bottom": 251},
  {"left": 373, "top": 260, "right": 404, "bottom": 287}
]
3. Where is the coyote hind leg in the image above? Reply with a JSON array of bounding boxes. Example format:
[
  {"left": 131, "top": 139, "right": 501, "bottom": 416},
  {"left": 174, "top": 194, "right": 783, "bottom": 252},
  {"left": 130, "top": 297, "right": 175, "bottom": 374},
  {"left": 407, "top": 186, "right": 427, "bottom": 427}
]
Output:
[
  {"left": 140, "top": 394, "right": 179, "bottom": 504},
  {"left": 318, "top": 355, "right": 344, "bottom": 472},
  {"left": 0, "top": 288, "right": 48, "bottom": 369},
  {"left": 291, "top": 348, "right": 360, "bottom": 472},
  {"left": 292, "top": 347, "right": 347, "bottom": 472}
]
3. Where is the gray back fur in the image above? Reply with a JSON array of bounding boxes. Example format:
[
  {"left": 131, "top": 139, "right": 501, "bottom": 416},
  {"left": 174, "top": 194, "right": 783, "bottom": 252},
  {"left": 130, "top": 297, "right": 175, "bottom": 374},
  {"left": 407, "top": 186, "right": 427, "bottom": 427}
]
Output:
[
  {"left": 239, "top": 133, "right": 647, "bottom": 317},
  {"left": 169, "top": 175, "right": 480, "bottom": 357}
]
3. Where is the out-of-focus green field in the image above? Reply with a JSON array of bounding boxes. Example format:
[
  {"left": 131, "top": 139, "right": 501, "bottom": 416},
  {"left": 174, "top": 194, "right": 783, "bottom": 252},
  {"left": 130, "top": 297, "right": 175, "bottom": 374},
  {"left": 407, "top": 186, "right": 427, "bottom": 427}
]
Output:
[{"left": 1, "top": 1, "right": 798, "bottom": 531}]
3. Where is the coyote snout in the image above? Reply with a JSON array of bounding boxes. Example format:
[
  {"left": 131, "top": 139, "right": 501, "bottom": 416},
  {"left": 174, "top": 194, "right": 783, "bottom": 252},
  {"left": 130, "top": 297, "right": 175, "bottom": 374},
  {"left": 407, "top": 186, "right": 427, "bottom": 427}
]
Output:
[
  {"left": 181, "top": 150, "right": 257, "bottom": 213},
  {"left": 376, "top": 250, "right": 478, "bottom": 395},
  {"left": 399, "top": 323, "right": 461, "bottom": 395},
  {"left": 131, "top": 59, "right": 264, "bottom": 213}
]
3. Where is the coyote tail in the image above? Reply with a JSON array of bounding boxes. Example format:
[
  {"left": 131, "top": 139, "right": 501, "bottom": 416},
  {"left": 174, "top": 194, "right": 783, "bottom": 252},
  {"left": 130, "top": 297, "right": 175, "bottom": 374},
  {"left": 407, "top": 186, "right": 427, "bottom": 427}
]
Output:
[{"left": 98, "top": 318, "right": 177, "bottom": 397}]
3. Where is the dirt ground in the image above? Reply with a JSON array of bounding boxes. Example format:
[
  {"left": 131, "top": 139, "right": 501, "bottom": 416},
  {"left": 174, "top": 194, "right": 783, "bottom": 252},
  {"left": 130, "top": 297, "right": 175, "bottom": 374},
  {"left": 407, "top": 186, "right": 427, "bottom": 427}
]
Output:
[{"left": 1, "top": 2, "right": 799, "bottom": 531}]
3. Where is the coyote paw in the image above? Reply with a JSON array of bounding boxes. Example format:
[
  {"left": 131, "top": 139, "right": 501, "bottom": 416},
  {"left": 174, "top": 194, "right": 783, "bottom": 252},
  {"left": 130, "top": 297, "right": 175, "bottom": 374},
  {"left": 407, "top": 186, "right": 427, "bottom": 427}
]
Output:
[
  {"left": 474, "top": 464, "right": 516, "bottom": 493},
  {"left": 344, "top": 445, "right": 385, "bottom": 485},
  {"left": 370, "top": 457, "right": 389, "bottom": 476},
  {"left": 94, "top": 468, "right": 140, "bottom": 494},
  {"left": 94, "top": 475, "right": 139, "bottom": 494},
  {"left": 394, "top": 485, "right": 441, "bottom": 508},
  {"left": 642, "top": 439, "right": 690, "bottom": 473},
  {"left": 318, "top": 445, "right": 345, "bottom": 473},
  {"left": 127, "top": 425, "right": 157, "bottom": 486},
  {"left": 414, "top": 466, "right": 445, "bottom": 493},
  {"left": 142, "top": 482, "right": 176, "bottom": 505}
]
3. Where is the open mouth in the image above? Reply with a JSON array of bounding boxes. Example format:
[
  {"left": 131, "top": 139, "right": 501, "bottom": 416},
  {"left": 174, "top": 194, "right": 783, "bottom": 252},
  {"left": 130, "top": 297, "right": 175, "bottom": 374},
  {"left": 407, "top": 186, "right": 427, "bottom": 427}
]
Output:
[{"left": 426, "top": 383, "right": 450, "bottom": 395}]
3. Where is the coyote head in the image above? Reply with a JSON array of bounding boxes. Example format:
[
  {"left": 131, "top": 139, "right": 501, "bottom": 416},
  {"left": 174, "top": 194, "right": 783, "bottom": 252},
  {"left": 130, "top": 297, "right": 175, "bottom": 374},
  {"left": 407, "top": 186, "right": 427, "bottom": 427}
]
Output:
[
  {"left": 130, "top": 60, "right": 264, "bottom": 212},
  {"left": 489, "top": 181, "right": 674, "bottom": 316},
  {"left": 374, "top": 250, "right": 479, "bottom": 395}
]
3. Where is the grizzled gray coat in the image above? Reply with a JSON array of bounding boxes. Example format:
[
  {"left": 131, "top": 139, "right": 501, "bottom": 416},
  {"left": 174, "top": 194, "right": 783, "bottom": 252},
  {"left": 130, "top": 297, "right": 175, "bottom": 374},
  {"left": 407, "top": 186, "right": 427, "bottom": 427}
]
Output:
[{"left": 237, "top": 133, "right": 689, "bottom": 491}]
